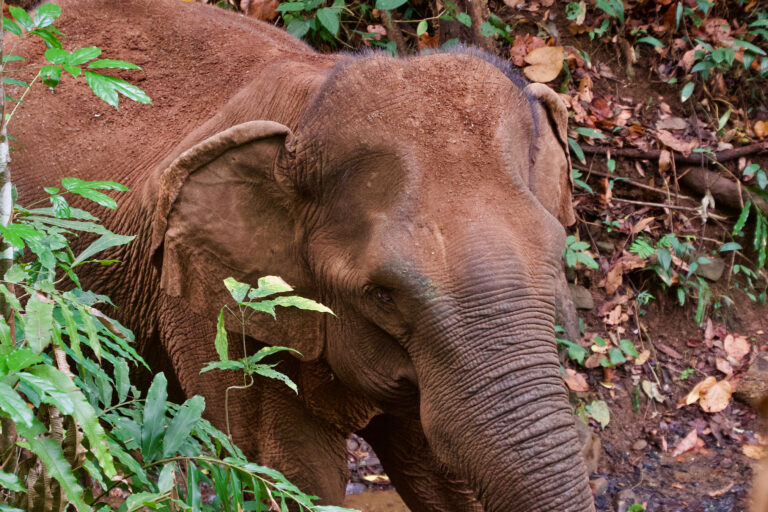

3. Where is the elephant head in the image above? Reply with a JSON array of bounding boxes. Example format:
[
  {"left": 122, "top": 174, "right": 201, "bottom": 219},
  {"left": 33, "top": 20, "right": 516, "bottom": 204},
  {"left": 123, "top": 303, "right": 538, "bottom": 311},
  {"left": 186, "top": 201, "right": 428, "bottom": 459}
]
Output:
[{"left": 151, "top": 51, "right": 594, "bottom": 512}]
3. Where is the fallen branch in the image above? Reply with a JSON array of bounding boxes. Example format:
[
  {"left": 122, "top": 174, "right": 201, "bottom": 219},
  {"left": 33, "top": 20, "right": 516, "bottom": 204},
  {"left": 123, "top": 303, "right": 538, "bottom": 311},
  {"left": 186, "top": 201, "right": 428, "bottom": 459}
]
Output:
[
  {"left": 575, "top": 166, "right": 697, "bottom": 202},
  {"left": 581, "top": 140, "right": 768, "bottom": 165},
  {"left": 679, "top": 167, "right": 768, "bottom": 213}
]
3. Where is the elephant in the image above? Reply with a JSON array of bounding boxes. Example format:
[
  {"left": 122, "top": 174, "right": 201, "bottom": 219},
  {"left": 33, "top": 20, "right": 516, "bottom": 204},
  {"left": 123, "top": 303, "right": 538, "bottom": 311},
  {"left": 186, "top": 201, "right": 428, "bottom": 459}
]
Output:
[{"left": 12, "top": 1, "right": 595, "bottom": 511}]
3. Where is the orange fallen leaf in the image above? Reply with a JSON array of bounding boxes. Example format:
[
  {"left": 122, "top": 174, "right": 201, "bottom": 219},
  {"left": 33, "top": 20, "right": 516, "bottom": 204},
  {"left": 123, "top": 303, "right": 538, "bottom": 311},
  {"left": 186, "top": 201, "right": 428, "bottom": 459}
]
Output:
[
  {"left": 523, "top": 46, "right": 564, "bottom": 83},
  {"left": 685, "top": 376, "right": 717, "bottom": 405},
  {"left": 657, "top": 130, "right": 698, "bottom": 156},
  {"left": 241, "top": 0, "right": 279, "bottom": 20},
  {"left": 700, "top": 379, "right": 732, "bottom": 413},
  {"left": 724, "top": 334, "right": 751, "bottom": 363},
  {"left": 715, "top": 357, "right": 733, "bottom": 375},
  {"left": 564, "top": 368, "right": 590, "bottom": 392},
  {"left": 635, "top": 349, "right": 651, "bottom": 365},
  {"left": 672, "top": 428, "right": 704, "bottom": 457},
  {"left": 755, "top": 120, "right": 768, "bottom": 139}
]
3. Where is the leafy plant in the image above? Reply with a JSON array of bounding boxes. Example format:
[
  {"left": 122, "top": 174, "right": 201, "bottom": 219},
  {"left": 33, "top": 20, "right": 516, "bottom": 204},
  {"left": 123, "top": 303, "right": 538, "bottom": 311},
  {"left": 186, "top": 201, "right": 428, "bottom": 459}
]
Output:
[
  {"left": 202, "top": 275, "right": 332, "bottom": 438},
  {"left": 563, "top": 234, "right": 598, "bottom": 269}
]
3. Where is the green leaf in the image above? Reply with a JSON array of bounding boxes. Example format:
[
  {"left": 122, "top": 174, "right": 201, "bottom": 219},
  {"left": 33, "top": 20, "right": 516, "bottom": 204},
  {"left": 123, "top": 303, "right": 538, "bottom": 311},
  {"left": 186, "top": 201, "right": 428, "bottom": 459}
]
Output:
[
  {"left": 26, "top": 364, "right": 116, "bottom": 477},
  {"left": 62, "top": 65, "right": 82, "bottom": 79},
  {"left": 0, "top": 317, "right": 12, "bottom": 348},
  {"left": 248, "top": 275, "right": 294, "bottom": 299},
  {"left": 681, "top": 81, "right": 695, "bottom": 102},
  {"left": 6, "top": 348, "right": 43, "bottom": 371},
  {"left": 585, "top": 399, "right": 610, "bottom": 429},
  {"left": 126, "top": 492, "right": 169, "bottom": 512},
  {"left": 608, "top": 347, "right": 626, "bottom": 365},
  {"left": 733, "top": 39, "right": 767, "bottom": 56},
  {"left": 275, "top": 2, "right": 305, "bottom": 12},
  {"left": 285, "top": 18, "right": 311, "bottom": 38},
  {"left": 24, "top": 436, "right": 88, "bottom": 511},
  {"left": 249, "top": 364, "right": 298, "bottom": 393},
  {"left": 87, "top": 59, "right": 140, "bottom": 70},
  {"left": 0, "top": 381, "right": 41, "bottom": 432},
  {"left": 719, "top": 241, "right": 742, "bottom": 252},
  {"left": 3, "top": 17, "right": 22, "bottom": 36},
  {"left": 142, "top": 373, "right": 169, "bottom": 462},
  {"left": 375, "top": 0, "right": 407, "bottom": 9},
  {"left": 84, "top": 71, "right": 151, "bottom": 109},
  {"left": 44, "top": 48, "right": 68, "bottom": 64},
  {"left": 33, "top": 3, "right": 61, "bottom": 28},
  {"left": 157, "top": 463, "right": 176, "bottom": 493},
  {"left": 9, "top": 6, "right": 33, "bottom": 31},
  {"left": 214, "top": 308, "right": 228, "bottom": 361},
  {"left": 246, "top": 346, "right": 301, "bottom": 364},
  {"left": 316, "top": 8, "right": 339, "bottom": 36},
  {"left": 456, "top": 12, "right": 472, "bottom": 27},
  {"left": 2, "top": 55, "right": 24, "bottom": 63},
  {"left": 41, "top": 64, "right": 61, "bottom": 87},
  {"left": 636, "top": 36, "right": 664, "bottom": 47},
  {"left": 573, "top": 127, "right": 606, "bottom": 139},
  {"left": 17, "top": 372, "right": 75, "bottom": 415},
  {"left": 4, "top": 263, "right": 26, "bottom": 283},
  {"left": 162, "top": 395, "right": 205, "bottom": 456},
  {"left": 115, "top": 358, "right": 131, "bottom": 403},
  {"left": 2, "top": 77, "right": 29, "bottom": 88},
  {"left": 30, "top": 27, "right": 62, "bottom": 48},
  {"left": 72, "top": 232, "right": 135, "bottom": 266},
  {"left": 224, "top": 277, "right": 251, "bottom": 302},
  {"left": 619, "top": 339, "right": 639, "bottom": 358},
  {"left": 68, "top": 46, "right": 101, "bottom": 65},
  {"left": 417, "top": 20, "right": 428, "bottom": 36},
  {"left": 199, "top": 360, "right": 245, "bottom": 373},
  {"left": 25, "top": 294, "right": 54, "bottom": 353},
  {"left": 0, "top": 470, "right": 24, "bottom": 492},
  {"left": 568, "top": 137, "right": 586, "bottom": 164}
]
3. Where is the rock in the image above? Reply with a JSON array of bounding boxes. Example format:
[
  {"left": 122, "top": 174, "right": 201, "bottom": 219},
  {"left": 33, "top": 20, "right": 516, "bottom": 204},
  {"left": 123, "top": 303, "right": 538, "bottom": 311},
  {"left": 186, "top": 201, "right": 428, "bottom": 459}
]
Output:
[
  {"left": 694, "top": 255, "right": 725, "bottom": 282},
  {"left": 569, "top": 284, "right": 594, "bottom": 310},
  {"left": 632, "top": 439, "right": 648, "bottom": 451},
  {"left": 615, "top": 488, "right": 640, "bottom": 512},
  {"left": 735, "top": 352, "right": 768, "bottom": 406},
  {"left": 590, "top": 477, "right": 609, "bottom": 496},
  {"left": 596, "top": 240, "right": 615, "bottom": 253}
]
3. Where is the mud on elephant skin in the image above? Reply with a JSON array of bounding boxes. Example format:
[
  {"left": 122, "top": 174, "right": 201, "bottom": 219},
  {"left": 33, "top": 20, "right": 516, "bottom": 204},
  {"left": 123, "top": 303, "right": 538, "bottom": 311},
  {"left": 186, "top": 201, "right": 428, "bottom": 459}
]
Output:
[{"left": 12, "top": 1, "right": 594, "bottom": 511}]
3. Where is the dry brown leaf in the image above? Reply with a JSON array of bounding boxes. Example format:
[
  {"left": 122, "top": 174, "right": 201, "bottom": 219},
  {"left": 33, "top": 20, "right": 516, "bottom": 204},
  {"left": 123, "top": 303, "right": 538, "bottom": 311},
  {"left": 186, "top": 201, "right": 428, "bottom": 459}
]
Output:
[
  {"left": 672, "top": 428, "right": 703, "bottom": 457},
  {"left": 564, "top": 368, "right": 590, "bottom": 392},
  {"left": 240, "top": 0, "right": 279, "bottom": 20},
  {"left": 686, "top": 376, "right": 717, "bottom": 405},
  {"left": 577, "top": 76, "right": 593, "bottom": 103},
  {"left": 724, "top": 334, "right": 751, "bottom": 363},
  {"left": 600, "top": 253, "right": 647, "bottom": 294},
  {"left": 635, "top": 349, "right": 651, "bottom": 365},
  {"left": 503, "top": 0, "right": 526, "bottom": 7},
  {"left": 657, "top": 130, "right": 698, "bottom": 156},
  {"left": 658, "top": 149, "right": 672, "bottom": 172},
  {"left": 656, "top": 116, "right": 688, "bottom": 131},
  {"left": 716, "top": 357, "right": 734, "bottom": 375},
  {"left": 743, "top": 444, "right": 768, "bottom": 460},
  {"left": 631, "top": 217, "right": 655, "bottom": 234},
  {"left": 700, "top": 379, "right": 732, "bottom": 413},
  {"left": 754, "top": 120, "right": 768, "bottom": 139},
  {"left": 679, "top": 47, "right": 697, "bottom": 72},
  {"left": 523, "top": 46, "right": 564, "bottom": 83},
  {"left": 509, "top": 34, "right": 545, "bottom": 67}
]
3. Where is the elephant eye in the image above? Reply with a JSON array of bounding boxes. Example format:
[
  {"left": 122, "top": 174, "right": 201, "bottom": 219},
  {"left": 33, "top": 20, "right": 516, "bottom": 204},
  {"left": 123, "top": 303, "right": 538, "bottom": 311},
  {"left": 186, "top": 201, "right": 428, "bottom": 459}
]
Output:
[{"left": 371, "top": 286, "right": 394, "bottom": 306}]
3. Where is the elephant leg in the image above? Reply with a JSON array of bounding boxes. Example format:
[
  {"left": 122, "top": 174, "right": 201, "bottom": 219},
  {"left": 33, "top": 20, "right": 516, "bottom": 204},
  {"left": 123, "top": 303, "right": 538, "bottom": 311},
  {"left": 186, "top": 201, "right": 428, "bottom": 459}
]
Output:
[
  {"left": 359, "top": 414, "right": 483, "bottom": 512},
  {"left": 159, "top": 302, "right": 349, "bottom": 504}
]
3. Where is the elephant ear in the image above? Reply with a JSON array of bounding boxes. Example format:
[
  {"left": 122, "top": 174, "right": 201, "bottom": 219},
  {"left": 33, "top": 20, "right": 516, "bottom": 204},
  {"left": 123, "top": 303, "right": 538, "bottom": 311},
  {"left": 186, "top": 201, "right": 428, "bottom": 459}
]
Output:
[
  {"left": 151, "top": 120, "right": 324, "bottom": 361},
  {"left": 524, "top": 82, "right": 576, "bottom": 227}
]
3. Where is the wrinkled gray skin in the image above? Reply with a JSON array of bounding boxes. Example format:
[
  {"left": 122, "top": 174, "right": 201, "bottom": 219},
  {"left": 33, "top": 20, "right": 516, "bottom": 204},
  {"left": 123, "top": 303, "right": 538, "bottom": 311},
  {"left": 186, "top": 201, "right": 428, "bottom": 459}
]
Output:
[{"left": 13, "top": 1, "right": 594, "bottom": 511}]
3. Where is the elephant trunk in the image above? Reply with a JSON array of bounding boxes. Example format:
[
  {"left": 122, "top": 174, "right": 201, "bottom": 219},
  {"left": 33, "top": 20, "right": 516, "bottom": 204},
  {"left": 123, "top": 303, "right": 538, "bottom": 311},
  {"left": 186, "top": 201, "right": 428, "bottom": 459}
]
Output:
[{"left": 414, "top": 278, "right": 594, "bottom": 512}]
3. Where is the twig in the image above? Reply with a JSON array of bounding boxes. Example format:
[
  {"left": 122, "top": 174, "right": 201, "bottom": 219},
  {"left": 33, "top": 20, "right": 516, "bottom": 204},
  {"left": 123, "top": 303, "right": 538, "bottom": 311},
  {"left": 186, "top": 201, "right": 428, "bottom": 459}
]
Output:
[
  {"left": 382, "top": 11, "right": 407, "bottom": 56},
  {"left": 581, "top": 141, "right": 768, "bottom": 165},
  {"left": 611, "top": 197, "right": 703, "bottom": 212},
  {"left": 576, "top": 165, "right": 697, "bottom": 202}
]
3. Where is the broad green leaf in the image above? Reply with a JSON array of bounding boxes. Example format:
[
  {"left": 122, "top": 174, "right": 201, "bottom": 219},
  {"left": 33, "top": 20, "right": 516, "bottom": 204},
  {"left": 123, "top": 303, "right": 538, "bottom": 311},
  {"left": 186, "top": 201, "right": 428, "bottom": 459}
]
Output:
[
  {"left": 608, "top": 347, "right": 626, "bottom": 365},
  {"left": 24, "top": 215, "right": 110, "bottom": 235},
  {"left": 4, "top": 263, "right": 26, "bottom": 283},
  {"left": 275, "top": 2, "right": 306, "bottom": 12},
  {"left": 3, "top": 17, "right": 21, "bottom": 36},
  {"left": 17, "top": 372, "right": 75, "bottom": 415},
  {"left": 733, "top": 39, "right": 767, "bottom": 56},
  {"left": 585, "top": 400, "right": 610, "bottom": 429},
  {"left": 24, "top": 436, "right": 88, "bottom": 511},
  {"left": 636, "top": 36, "right": 664, "bottom": 47},
  {"left": 285, "top": 18, "right": 311, "bottom": 39},
  {"left": 62, "top": 65, "right": 82, "bottom": 79},
  {"left": 106, "top": 73, "right": 152, "bottom": 105},
  {"left": 573, "top": 127, "right": 606, "bottom": 139},
  {"left": 27, "top": 364, "right": 116, "bottom": 477},
  {"left": 158, "top": 463, "right": 176, "bottom": 493},
  {"left": 246, "top": 346, "right": 300, "bottom": 364},
  {"left": 162, "top": 395, "right": 205, "bottom": 456},
  {"left": 681, "top": 81, "right": 695, "bottom": 102},
  {"left": 41, "top": 64, "right": 61, "bottom": 87},
  {"left": 619, "top": 339, "right": 639, "bottom": 358},
  {"left": 30, "top": 27, "right": 62, "bottom": 48},
  {"left": 8, "top": 6, "right": 33, "bottom": 31},
  {"left": 316, "top": 8, "right": 340, "bottom": 36},
  {"left": 214, "top": 308, "right": 228, "bottom": 362},
  {"left": 0, "top": 77, "right": 27, "bottom": 88},
  {"left": 417, "top": 20, "right": 428, "bottom": 36},
  {"left": 0, "top": 381, "right": 41, "bottom": 432},
  {"left": 87, "top": 59, "right": 140, "bottom": 70},
  {"left": 115, "top": 358, "right": 130, "bottom": 403},
  {"left": 44, "top": 48, "right": 68, "bottom": 64},
  {"left": 456, "top": 12, "right": 472, "bottom": 27},
  {"left": 186, "top": 461, "right": 202, "bottom": 512},
  {"left": 25, "top": 294, "right": 54, "bottom": 353},
  {"left": 248, "top": 275, "right": 293, "bottom": 299},
  {"left": 2, "top": 55, "right": 24, "bottom": 63},
  {"left": 0, "top": 470, "right": 24, "bottom": 492},
  {"left": 33, "top": 3, "right": 61, "bottom": 28},
  {"left": 141, "top": 373, "right": 169, "bottom": 462},
  {"left": 125, "top": 492, "right": 169, "bottom": 512},
  {"left": 0, "top": 285, "right": 21, "bottom": 311},
  {"left": 61, "top": 178, "right": 129, "bottom": 192},
  {"left": 719, "top": 241, "right": 742, "bottom": 252},
  {"left": 77, "top": 306, "right": 102, "bottom": 359},
  {"left": 58, "top": 303, "right": 82, "bottom": 357},
  {"left": 0, "top": 317, "right": 12, "bottom": 348},
  {"left": 72, "top": 232, "right": 134, "bottom": 266},
  {"left": 224, "top": 277, "right": 250, "bottom": 302},
  {"left": 68, "top": 46, "right": 101, "bottom": 65},
  {"left": 84, "top": 70, "right": 117, "bottom": 107},
  {"left": 375, "top": 0, "right": 407, "bottom": 9},
  {"left": 568, "top": 137, "right": 586, "bottom": 164},
  {"left": 6, "top": 348, "right": 42, "bottom": 371}
]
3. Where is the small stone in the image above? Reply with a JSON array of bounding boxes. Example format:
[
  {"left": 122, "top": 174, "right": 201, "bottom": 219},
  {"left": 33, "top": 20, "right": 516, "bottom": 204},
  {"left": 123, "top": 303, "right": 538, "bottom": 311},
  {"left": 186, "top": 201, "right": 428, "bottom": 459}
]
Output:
[
  {"left": 694, "top": 255, "right": 725, "bottom": 282},
  {"left": 569, "top": 284, "right": 594, "bottom": 310},
  {"left": 632, "top": 439, "right": 648, "bottom": 451},
  {"left": 735, "top": 353, "right": 768, "bottom": 406},
  {"left": 590, "top": 477, "right": 609, "bottom": 496}
]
